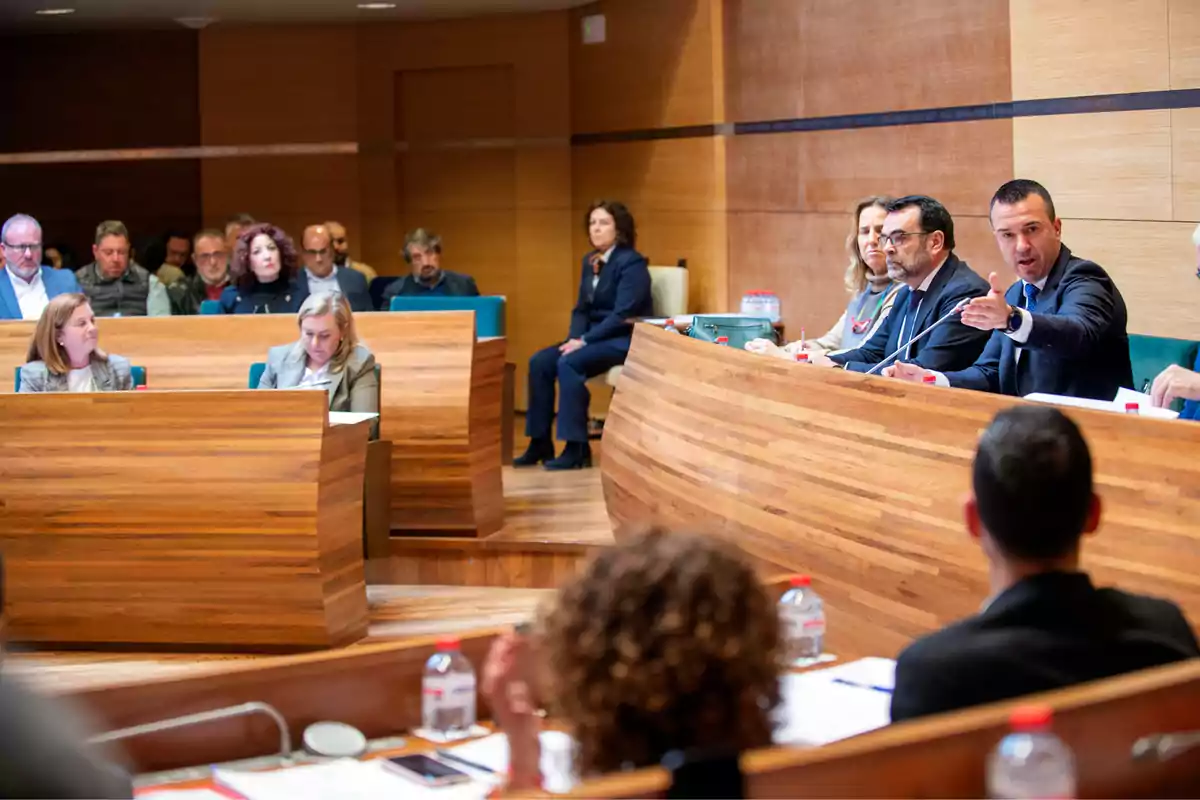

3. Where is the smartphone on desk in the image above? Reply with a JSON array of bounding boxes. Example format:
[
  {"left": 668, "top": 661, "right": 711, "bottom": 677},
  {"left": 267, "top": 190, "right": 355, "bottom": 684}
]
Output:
[{"left": 382, "top": 754, "right": 472, "bottom": 787}]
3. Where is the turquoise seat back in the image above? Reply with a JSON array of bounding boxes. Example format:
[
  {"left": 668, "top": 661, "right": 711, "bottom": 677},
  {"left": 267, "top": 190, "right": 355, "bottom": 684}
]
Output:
[
  {"left": 199, "top": 300, "right": 223, "bottom": 315},
  {"left": 387, "top": 295, "right": 506, "bottom": 337},
  {"left": 15, "top": 364, "right": 146, "bottom": 391},
  {"left": 1128, "top": 334, "right": 1199, "bottom": 402},
  {"left": 249, "top": 362, "right": 267, "bottom": 388}
]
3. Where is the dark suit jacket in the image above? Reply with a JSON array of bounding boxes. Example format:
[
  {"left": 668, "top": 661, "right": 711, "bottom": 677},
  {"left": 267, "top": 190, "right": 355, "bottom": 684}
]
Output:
[
  {"left": 830, "top": 254, "right": 991, "bottom": 373},
  {"left": 943, "top": 246, "right": 1132, "bottom": 399},
  {"left": 890, "top": 571, "right": 1200, "bottom": 723},
  {"left": 382, "top": 270, "right": 480, "bottom": 303},
  {"left": 293, "top": 268, "right": 373, "bottom": 313},
  {"left": 567, "top": 246, "right": 653, "bottom": 346}
]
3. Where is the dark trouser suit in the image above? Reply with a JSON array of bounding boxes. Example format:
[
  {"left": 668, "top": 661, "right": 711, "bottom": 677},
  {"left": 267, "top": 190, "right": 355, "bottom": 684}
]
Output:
[{"left": 526, "top": 338, "right": 630, "bottom": 443}]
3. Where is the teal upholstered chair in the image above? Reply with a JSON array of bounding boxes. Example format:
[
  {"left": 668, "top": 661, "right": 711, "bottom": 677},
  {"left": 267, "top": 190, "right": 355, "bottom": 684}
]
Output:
[
  {"left": 1128, "top": 334, "right": 1199, "bottom": 405},
  {"left": 387, "top": 295, "right": 506, "bottom": 338},
  {"left": 199, "top": 300, "right": 223, "bottom": 315},
  {"left": 14, "top": 365, "right": 146, "bottom": 392},
  {"left": 248, "top": 362, "right": 267, "bottom": 389}
]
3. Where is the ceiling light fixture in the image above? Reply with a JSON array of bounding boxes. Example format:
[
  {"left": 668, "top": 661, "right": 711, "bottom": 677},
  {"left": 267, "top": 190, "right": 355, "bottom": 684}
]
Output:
[
  {"left": 357, "top": 2, "right": 397, "bottom": 9},
  {"left": 35, "top": 7, "right": 76, "bottom": 14}
]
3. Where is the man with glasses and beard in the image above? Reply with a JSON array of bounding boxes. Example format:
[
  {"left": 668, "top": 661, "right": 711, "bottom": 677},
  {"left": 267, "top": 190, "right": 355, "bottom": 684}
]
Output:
[
  {"left": 801, "top": 195, "right": 991, "bottom": 373},
  {"left": 0, "top": 213, "right": 81, "bottom": 320}
]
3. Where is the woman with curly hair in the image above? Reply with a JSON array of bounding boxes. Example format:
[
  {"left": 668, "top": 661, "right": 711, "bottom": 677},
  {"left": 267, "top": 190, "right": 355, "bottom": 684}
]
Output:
[
  {"left": 482, "top": 528, "right": 781, "bottom": 791},
  {"left": 218, "top": 222, "right": 301, "bottom": 314}
]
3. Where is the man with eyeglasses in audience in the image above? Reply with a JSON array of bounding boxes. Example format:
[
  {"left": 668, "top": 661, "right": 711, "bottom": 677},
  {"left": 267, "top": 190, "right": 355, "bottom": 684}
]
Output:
[
  {"left": 0, "top": 213, "right": 81, "bottom": 320},
  {"left": 167, "top": 229, "right": 231, "bottom": 315},
  {"left": 293, "top": 224, "right": 373, "bottom": 312},
  {"left": 325, "top": 220, "right": 378, "bottom": 283},
  {"left": 76, "top": 220, "right": 172, "bottom": 317}
]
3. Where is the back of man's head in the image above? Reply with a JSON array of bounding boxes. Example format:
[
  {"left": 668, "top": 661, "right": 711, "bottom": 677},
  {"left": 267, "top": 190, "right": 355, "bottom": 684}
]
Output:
[{"left": 972, "top": 406, "right": 1093, "bottom": 560}]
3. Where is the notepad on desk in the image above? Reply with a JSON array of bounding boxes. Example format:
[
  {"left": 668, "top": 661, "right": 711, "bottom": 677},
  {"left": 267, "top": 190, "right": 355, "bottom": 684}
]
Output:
[{"left": 774, "top": 658, "right": 896, "bottom": 746}]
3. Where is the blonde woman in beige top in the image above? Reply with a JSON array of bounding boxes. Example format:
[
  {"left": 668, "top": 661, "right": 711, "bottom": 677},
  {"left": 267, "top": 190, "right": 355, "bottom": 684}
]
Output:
[{"left": 747, "top": 196, "right": 902, "bottom": 359}]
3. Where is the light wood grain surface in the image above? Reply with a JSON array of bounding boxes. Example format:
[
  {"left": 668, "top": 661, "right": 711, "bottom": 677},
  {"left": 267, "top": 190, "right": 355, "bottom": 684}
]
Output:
[
  {"left": 0, "top": 389, "right": 370, "bottom": 649},
  {"left": 0, "top": 311, "right": 505, "bottom": 535},
  {"left": 602, "top": 325, "right": 1200, "bottom": 661}
]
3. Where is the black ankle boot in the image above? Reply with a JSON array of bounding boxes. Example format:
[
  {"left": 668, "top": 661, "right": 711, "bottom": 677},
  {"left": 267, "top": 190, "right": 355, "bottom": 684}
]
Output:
[
  {"left": 544, "top": 441, "right": 592, "bottom": 471},
  {"left": 514, "top": 437, "right": 556, "bottom": 467}
]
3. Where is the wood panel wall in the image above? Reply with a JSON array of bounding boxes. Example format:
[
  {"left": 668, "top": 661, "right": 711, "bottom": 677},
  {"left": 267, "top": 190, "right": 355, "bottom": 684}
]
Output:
[{"left": 0, "top": 30, "right": 202, "bottom": 261}]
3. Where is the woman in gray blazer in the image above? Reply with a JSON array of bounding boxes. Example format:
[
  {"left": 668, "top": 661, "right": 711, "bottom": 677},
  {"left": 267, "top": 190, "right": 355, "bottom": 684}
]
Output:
[
  {"left": 19, "top": 293, "right": 134, "bottom": 393},
  {"left": 258, "top": 291, "right": 379, "bottom": 415}
]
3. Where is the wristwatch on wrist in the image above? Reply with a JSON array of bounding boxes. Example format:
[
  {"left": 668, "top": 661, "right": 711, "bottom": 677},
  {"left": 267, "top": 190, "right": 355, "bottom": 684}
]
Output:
[{"left": 1004, "top": 304, "right": 1022, "bottom": 333}]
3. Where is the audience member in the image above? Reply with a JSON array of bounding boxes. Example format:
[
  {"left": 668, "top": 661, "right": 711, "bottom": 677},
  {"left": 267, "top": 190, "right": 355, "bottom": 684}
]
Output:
[
  {"left": 156, "top": 230, "right": 192, "bottom": 284},
  {"left": 482, "top": 528, "right": 780, "bottom": 791},
  {"left": 1150, "top": 222, "right": 1200, "bottom": 417},
  {"left": 747, "top": 196, "right": 901, "bottom": 358},
  {"left": 19, "top": 293, "right": 134, "bottom": 393},
  {"left": 885, "top": 180, "right": 1132, "bottom": 399},
  {"left": 219, "top": 223, "right": 300, "bottom": 314},
  {"left": 325, "top": 220, "right": 378, "bottom": 282},
  {"left": 0, "top": 554, "right": 135, "bottom": 798},
  {"left": 809, "top": 196, "right": 990, "bottom": 373},
  {"left": 258, "top": 292, "right": 379, "bottom": 421},
  {"left": 381, "top": 228, "right": 479, "bottom": 304},
  {"left": 890, "top": 406, "right": 1199, "bottom": 722},
  {"left": 167, "top": 230, "right": 230, "bottom": 315},
  {"left": 295, "top": 224, "right": 373, "bottom": 312},
  {"left": 516, "top": 201, "right": 653, "bottom": 470},
  {"left": 224, "top": 212, "right": 256, "bottom": 256},
  {"left": 1, "top": 213, "right": 81, "bottom": 320},
  {"left": 43, "top": 242, "right": 77, "bottom": 271},
  {"left": 76, "top": 221, "right": 172, "bottom": 317}
]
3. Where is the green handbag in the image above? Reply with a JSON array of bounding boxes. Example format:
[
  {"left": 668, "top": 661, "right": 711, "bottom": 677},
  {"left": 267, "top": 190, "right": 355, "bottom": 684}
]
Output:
[{"left": 687, "top": 315, "right": 776, "bottom": 350}]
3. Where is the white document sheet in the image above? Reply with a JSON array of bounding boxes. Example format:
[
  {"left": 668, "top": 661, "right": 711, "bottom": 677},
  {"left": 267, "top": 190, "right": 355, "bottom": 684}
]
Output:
[
  {"left": 773, "top": 658, "right": 896, "bottom": 746},
  {"left": 441, "top": 730, "right": 578, "bottom": 794},
  {"left": 1025, "top": 389, "right": 1178, "bottom": 419},
  {"left": 328, "top": 411, "right": 380, "bottom": 426},
  {"left": 215, "top": 759, "right": 488, "bottom": 800}
]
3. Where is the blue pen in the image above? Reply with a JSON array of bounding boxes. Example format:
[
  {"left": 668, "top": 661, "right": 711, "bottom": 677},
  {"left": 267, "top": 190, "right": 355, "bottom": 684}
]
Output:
[{"left": 831, "top": 677, "right": 893, "bottom": 695}]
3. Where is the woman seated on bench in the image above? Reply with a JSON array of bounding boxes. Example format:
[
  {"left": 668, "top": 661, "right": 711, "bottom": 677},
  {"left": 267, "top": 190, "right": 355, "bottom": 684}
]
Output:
[
  {"left": 257, "top": 292, "right": 379, "bottom": 416},
  {"left": 19, "top": 293, "right": 133, "bottom": 393},
  {"left": 482, "top": 528, "right": 781, "bottom": 792}
]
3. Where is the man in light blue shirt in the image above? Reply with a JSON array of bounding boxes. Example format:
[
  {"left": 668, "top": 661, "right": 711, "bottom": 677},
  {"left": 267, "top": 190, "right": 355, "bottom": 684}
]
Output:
[{"left": 0, "top": 214, "right": 81, "bottom": 320}]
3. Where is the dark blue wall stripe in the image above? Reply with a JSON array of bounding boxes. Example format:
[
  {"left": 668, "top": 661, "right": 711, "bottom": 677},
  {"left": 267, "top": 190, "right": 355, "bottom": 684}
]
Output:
[{"left": 570, "top": 88, "right": 1200, "bottom": 145}]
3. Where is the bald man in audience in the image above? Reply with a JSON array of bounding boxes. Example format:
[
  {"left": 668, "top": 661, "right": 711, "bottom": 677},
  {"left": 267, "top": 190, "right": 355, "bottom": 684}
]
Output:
[
  {"left": 167, "top": 230, "right": 230, "bottom": 314},
  {"left": 325, "top": 220, "right": 378, "bottom": 283},
  {"left": 885, "top": 180, "right": 1132, "bottom": 400},
  {"left": 294, "top": 224, "right": 373, "bottom": 312},
  {"left": 890, "top": 406, "right": 1199, "bottom": 722},
  {"left": 1, "top": 213, "right": 81, "bottom": 320}
]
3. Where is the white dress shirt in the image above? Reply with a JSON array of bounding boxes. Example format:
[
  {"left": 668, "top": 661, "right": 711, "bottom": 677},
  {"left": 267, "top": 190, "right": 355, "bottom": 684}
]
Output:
[
  {"left": 8, "top": 267, "right": 50, "bottom": 320},
  {"left": 298, "top": 362, "right": 332, "bottom": 389},
  {"left": 306, "top": 267, "right": 341, "bottom": 297}
]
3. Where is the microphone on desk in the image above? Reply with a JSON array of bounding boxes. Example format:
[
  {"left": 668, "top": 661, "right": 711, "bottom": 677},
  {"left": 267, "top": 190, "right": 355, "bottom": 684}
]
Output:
[{"left": 863, "top": 298, "right": 970, "bottom": 376}]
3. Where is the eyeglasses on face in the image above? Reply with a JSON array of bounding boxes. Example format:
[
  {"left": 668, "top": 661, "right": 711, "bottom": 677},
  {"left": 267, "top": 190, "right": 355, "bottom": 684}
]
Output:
[
  {"left": 878, "top": 230, "right": 930, "bottom": 248},
  {"left": 2, "top": 241, "right": 42, "bottom": 254}
]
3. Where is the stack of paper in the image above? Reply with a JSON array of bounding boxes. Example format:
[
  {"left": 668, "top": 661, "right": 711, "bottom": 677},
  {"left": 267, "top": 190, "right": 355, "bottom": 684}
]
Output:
[
  {"left": 441, "top": 730, "right": 578, "bottom": 794},
  {"left": 214, "top": 759, "right": 487, "bottom": 800},
  {"left": 1025, "top": 388, "right": 1178, "bottom": 419},
  {"left": 773, "top": 658, "right": 895, "bottom": 746}
]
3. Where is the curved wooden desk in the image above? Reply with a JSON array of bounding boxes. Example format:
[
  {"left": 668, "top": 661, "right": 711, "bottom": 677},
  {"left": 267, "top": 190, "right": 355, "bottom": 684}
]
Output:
[
  {"left": 602, "top": 326, "right": 1200, "bottom": 658},
  {"left": 0, "top": 311, "right": 504, "bottom": 536}
]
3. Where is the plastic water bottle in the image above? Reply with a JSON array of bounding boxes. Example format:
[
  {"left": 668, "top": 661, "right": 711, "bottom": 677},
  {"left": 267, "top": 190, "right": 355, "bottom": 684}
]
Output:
[
  {"left": 421, "top": 637, "right": 477, "bottom": 737},
  {"left": 778, "top": 576, "right": 825, "bottom": 665},
  {"left": 987, "top": 705, "right": 1076, "bottom": 799},
  {"left": 716, "top": 336, "right": 729, "bottom": 346},
  {"left": 1125, "top": 402, "right": 1140, "bottom": 415}
]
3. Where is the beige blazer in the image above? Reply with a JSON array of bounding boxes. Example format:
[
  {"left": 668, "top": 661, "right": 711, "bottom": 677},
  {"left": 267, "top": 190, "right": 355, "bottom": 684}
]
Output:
[
  {"left": 258, "top": 342, "right": 379, "bottom": 414},
  {"left": 18, "top": 354, "right": 133, "bottom": 393}
]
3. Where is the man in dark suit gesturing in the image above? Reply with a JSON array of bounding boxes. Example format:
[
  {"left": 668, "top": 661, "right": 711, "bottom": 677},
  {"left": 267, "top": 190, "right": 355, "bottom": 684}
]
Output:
[
  {"left": 890, "top": 406, "right": 1199, "bottom": 723},
  {"left": 808, "top": 195, "right": 990, "bottom": 373},
  {"left": 886, "top": 180, "right": 1132, "bottom": 399}
]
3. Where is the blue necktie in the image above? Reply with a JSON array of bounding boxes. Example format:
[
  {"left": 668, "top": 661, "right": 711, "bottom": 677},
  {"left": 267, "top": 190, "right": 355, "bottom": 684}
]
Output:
[{"left": 1024, "top": 282, "right": 1039, "bottom": 311}]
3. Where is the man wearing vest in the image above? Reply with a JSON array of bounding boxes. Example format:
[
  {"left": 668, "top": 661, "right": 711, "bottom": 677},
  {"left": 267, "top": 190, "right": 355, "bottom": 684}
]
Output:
[{"left": 76, "top": 220, "right": 172, "bottom": 317}]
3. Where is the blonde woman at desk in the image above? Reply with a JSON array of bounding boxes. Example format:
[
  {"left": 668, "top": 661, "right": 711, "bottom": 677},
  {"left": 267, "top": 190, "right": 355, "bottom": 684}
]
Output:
[
  {"left": 258, "top": 292, "right": 379, "bottom": 415},
  {"left": 747, "top": 195, "right": 901, "bottom": 358},
  {"left": 19, "top": 293, "right": 133, "bottom": 393}
]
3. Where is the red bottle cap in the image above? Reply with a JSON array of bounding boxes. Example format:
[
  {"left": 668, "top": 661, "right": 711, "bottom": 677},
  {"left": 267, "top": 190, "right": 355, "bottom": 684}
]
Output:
[
  {"left": 435, "top": 637, "right": 461, "bottom": 651},
  {"left": 922, "top": 375, "right": 936, "bottom": 384},
  {"left": 135, "top": 385, "right": 148, "bottom": 391},
  {"left": 789, "top": 575, "right": 812, "bottom": 588},
  {"left": 1009, "top": 704, "right": 1052, "bottom": 731},
  {"left": 1125, "top": 402, "right": 1140, "bottom": 412},
  {"left": 795, "top": 353, "right": 809, "bottom": 362},
  {"left": 716, "top": 336, "right": 729, "bottom": 344}
]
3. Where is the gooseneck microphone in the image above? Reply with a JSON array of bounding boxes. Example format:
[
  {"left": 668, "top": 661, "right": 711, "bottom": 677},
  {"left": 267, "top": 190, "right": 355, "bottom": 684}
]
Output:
[{"left": 864, "top": 297, "right": 970, "bottom": 376}]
